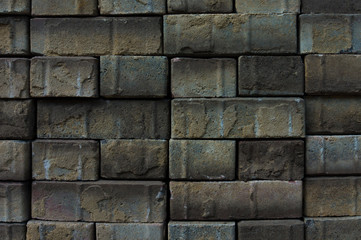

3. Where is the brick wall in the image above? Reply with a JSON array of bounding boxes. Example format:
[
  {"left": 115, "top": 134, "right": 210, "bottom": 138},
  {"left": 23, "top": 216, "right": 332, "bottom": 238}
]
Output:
[{"left": 0, "top": 0, "right": 360, "bottom": 239}]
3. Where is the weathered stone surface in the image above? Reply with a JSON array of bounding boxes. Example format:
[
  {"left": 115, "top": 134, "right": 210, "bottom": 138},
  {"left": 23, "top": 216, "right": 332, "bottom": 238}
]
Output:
[
  {"left": 30, "top": 57, "right": 99, "bottom": 98},
  {"left": 305, "top": 217, "right": 361, "bottom": 240},
  {"left": 238, "top": 140, "right": 304, "bottom": 181},
  {"left": 0, "top": 100, "right": 35, "bottom": 139},
  {"left": 171, "top": 58, "right": 237, "bottom": 97},
  {"left": 238, "top": 56, "right": 304, "bottom": 96},
  {"left": 0, "top": 182, "right": 29, "bottom": 222},
  {"left": 37, "top": 100, "right": 169, "bottom": 139},
  {"left": 0, "top": 223, "right": 26, "bottom": 240},
  {"left": 300, "top": 14, "right": 361, "bottom": 53},
  {"left": 101, "top": 139, "right": 167, "bottom": 179},
  {"left": 32, "top": 181, "right": 166, "bottom": 222},
  {"left": 0, "top": 0, "right": 30, "bottom": 14},
  {"left": 238, "top": 220, "right": 304, "bottom": 240},
  {"left": 236, "top": 0, "right": 300, "bottom": 13},
  {"left": 31, "top": 18, "right": 162, "bottom": 56},
  {"left": 302, "top": 0, "right": 361, "bottom": 13},
  {"left": 164, "top": 14, "right": 297, "bottom": 55},
  {"left": 99, "top": 0, "right": 166, "bottom": 14},
  {"left": 304, "top": 177, "right": 361, "bottom": 217},
  {"left": 100, "top": 56, "right": 168, "bottom": 98},
  {"left": 169, "top": 222, "right": 235, "bottom": 240},
  {"left": 0, "top": 141, "right": 30, "bottom": 181},
  {"left": 306, "top": 97, "right": 361, "bottom": 134},
  {"left": 172, "top": 98, "right": 305, "bottom": 138},
  {"left": 168, "top": 0, "right": 233, "bottom": 13},
  {"left": 0, "top": 17, "right": 29, "bottom": 55},
  {"left": 0, "top": 58, "right": 29, "bottom": 98},
  {"left": 170, "top": 181, "right": 302, "bottom": 220},
  {"left": 27, "top": 221, "right": 94, "bottom": 240},
  {"left": 305, "top": 55, "right": 361, "bottom": 95},
  {"left": 32, "top": 0, "right": 98, "bottom": 16},
  {"left": 32, "top": 140, "right": 99, "bottom": 181},
  {"left": 169, "top": 140, "right": 236, "bottom": 180},
  {"left": 97, "top": 223, "right": 164, "bottom": 240}
]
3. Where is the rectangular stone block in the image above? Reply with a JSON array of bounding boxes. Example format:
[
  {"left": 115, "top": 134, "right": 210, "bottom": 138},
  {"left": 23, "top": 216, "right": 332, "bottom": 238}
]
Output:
[
  {"left": 0, "top": 182, "right": 29, "bottom": 222},
  {"left": 236, "top": 0, "right": 300, "bottom": 13},
  {"left": 306, "top": 97, "right": 361, "bottom": 134},
  {"left": 164, "top": 14, "right": 297, "bottom": 55},
  {"left": 304, "top": 177, "right": 361, "bottom": 217},
  {"left": 305, "top": 55, "right": 361, "bottom": 95},
  {"left": 32, "top": 0, "right": 98, "bottom": 16},
  {"left": 0, "top": 0, "right": 30, "bottom": 14},
  {"left": 168, "top": 0, "right": 233, "bottom": 13},
  {"left": 0, "top": 100, "right": 35, "bottom": 139},
  {"left": 32, "top": 181, "right": 166, "bottom": 222},
  {"left": 27, "top": 221, "right": 94, "bottom": 240},
  {"left": 97, "top": 223, "right": 164, "bottom": 240},
  {"left": 171, "top": 58, "right": 237, "bottom": 97},
  {"left": 0, "top": 58, "right": 29, "bottom": 98},
  {"left": 238, "top": 56, "right": 304, "bottom": 96},
  {"left": 305, "top": 217, "right": 361, "bottom": 240},
  {"left": 0, "top": 141, "right": 30, "bottom": 181},
  {"left": 0, "top": 223, "right": 26, "bottom": 240},
  {"left": 302, "top": 0, "right": 361, "bottom": 13},
  {"left": 238, "top": 140, "right": 304, "bottom": 181},
  {"left": 100, "top": 56, "right": 168, "bottom": 98},
  {"left": 238, "top": 220, "right": 304, "bottom": 240},
  {"left": 37, "top": 100, "right": 169, "bottom": 139},
  {"left": 31, "top": 18, "right": 162, "bottom": 56},
  {"left": 170, "top": 181, "right": 302, "bottom": 220},
  {"left": 0, "top": 17, "right": 29, "bottom": 55},
  {"left": 101, "top": 139, "right": 167, "bottom": 179},
  {"left": 169, "top": 140, "right": 236, "bottom": 180},
  {"left": 32, "top": 140, "right": 99, "bottom": 181},
  {"left": 172, "top": 98, "right": 305, "bottom": 139},
  {"left": 99, "top": 0, "right": 166, "bottom": 14},
  {"left": 30, "top": 57, "right": 99, "bottom": 98},
  {"left": 300, "top": 14, "right": 361, "bottom": 53},
  {"left": 168, "top": 222, "right": 235, "bottom": 240}
]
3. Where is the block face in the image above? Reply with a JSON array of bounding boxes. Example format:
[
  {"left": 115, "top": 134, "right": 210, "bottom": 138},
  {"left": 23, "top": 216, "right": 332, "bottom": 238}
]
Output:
[
  {"left": 32, "top": 0, "right": 98, "bottom": 16},
  {"left": 238, "top": 56, "right": 304, "bottom": 96},
  {"left": 169, "top": 140, "right": 236, "bottom": 180},
  {"left": 0, "top": 0, "right": 30, "bottom": 14},
  {"left": 171, "top": 58, "right": 237, "bottom": 98},
  {"left": 101, "top": 139, "right": 167, "bottom": 179},
  {"left": 31, "top": 18, "right": 162, "bottom": 56},
  {"left": 0, "top": 182, "right": 29, "bottom": 222},
  {"left": 27, "top": 221, "right": 94, "bottom": 240},
  {"left": 0, "top": 100, "right": 35, "bottom": 139},
  {"left": 172, "top": 98, "right": 305, "bottom": 139},
  {"left": 304, "top": 177, "right": 361, "bottom": 217},
  {"left": 168, "top": 0, "right": 233, "bottom": 13},
  {"left": 238, "top": 220, "right": 304, "bottom": 240},
  {"left": 30, "top": 57, "right": 99, "bottom": 98},
  {"left": 168, "top": 222, "right": 235, "bottom": 240},
  {"left": 32, "top": 181, "right": 167, "bottom": 222},
  {"left": 100, "top": 56, "right": 168, "bottom": 98},
  {"left": 0, "top": 141, "right": 30, "bottom": 181},
  {"left": 305, "top": 217, "right": 361, "bottom": 240},
  {"left": 96, "top": 223, "right": 164, "bottom": 240},
  {"left": 302, "top": 0, "right": 361, "bottom": 13},
  {"left": 37, "top": 100, "right": 170, "bottom": 139},
  {"left": 0, "top": 58, "right": 29, "bottom": 98},
  {"left": 32, "top": 140, "right": 99, "bottom": 181},
  {"left": 0, "top": 223, "right": 26, "bottom": 240},
  {"left": 238, "top": 140, "right": 304, "bottom": 181},
  {"left": 236, "top": 0, "right": 300, "bottom": 13},
  {"left": 0, "top": 17, "right": 29, "bottom": 55},
  {"left": 300, "top": 15, "right": 361, "bottom": 54},
  {"left": 305, "top": 55, "right": 361, "bottom": 95},
  {"left": 99, "top": 0, "right": 166, "bottom": 14},
  {"left": 306, "top": 97, "right": 361, "bottom": 134},
  {"left": 170, "top": 181, "right": 302, "bottom": 220},
  {"left": 164, "top": 14, "right": 297, "bottom": 55}
]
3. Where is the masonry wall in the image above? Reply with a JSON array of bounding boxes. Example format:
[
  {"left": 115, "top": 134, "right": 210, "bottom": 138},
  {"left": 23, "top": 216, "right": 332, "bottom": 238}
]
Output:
[{"left": 0, "top": 0, "right": 360, "bottom": 239}]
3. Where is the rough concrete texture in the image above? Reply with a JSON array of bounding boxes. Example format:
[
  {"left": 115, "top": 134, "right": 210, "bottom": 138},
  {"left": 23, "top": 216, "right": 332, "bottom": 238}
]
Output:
[
  {"left": 236, "top": 0, "right": 300, "bottom": 13},
  {"left": 0, "top": 141, "right": 30, "bottom": 181},
  {"left": 0, "top": 0, "right": 30, "bottom": 14},
  {"left": 99, "top": 0, "right": 166, "bottom": 14},
  {"left": 168, "top": 0, "right": 233, "bottom": 13},
  {"left": 96, "top": 223, "right": 164, "bottom": 240},
  {"left": 169, "top": 222, "right": 235, "bottom": 240},
  {"left": 0, "top": 17, "right": 29, "bottom": 55},
  {"left": 0, "top": 58, "right": 29, "bottom": 98},
  {"left": 0, "top": 223, "right": 26, "bottom": 240},
  {"left": 0, "top": 182, "right": 29, "bottom": 222},
  {"left": 302, "top": 0, "right": 361, "bottom": 13},
  {"left": 32, "top": 0, "right": 98, "bottom": 16}
]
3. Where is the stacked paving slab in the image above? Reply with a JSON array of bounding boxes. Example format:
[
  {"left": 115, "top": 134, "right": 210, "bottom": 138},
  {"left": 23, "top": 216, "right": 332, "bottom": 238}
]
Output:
[{"left": 0, "top": 0, "right": 360, "bottom": 239}]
